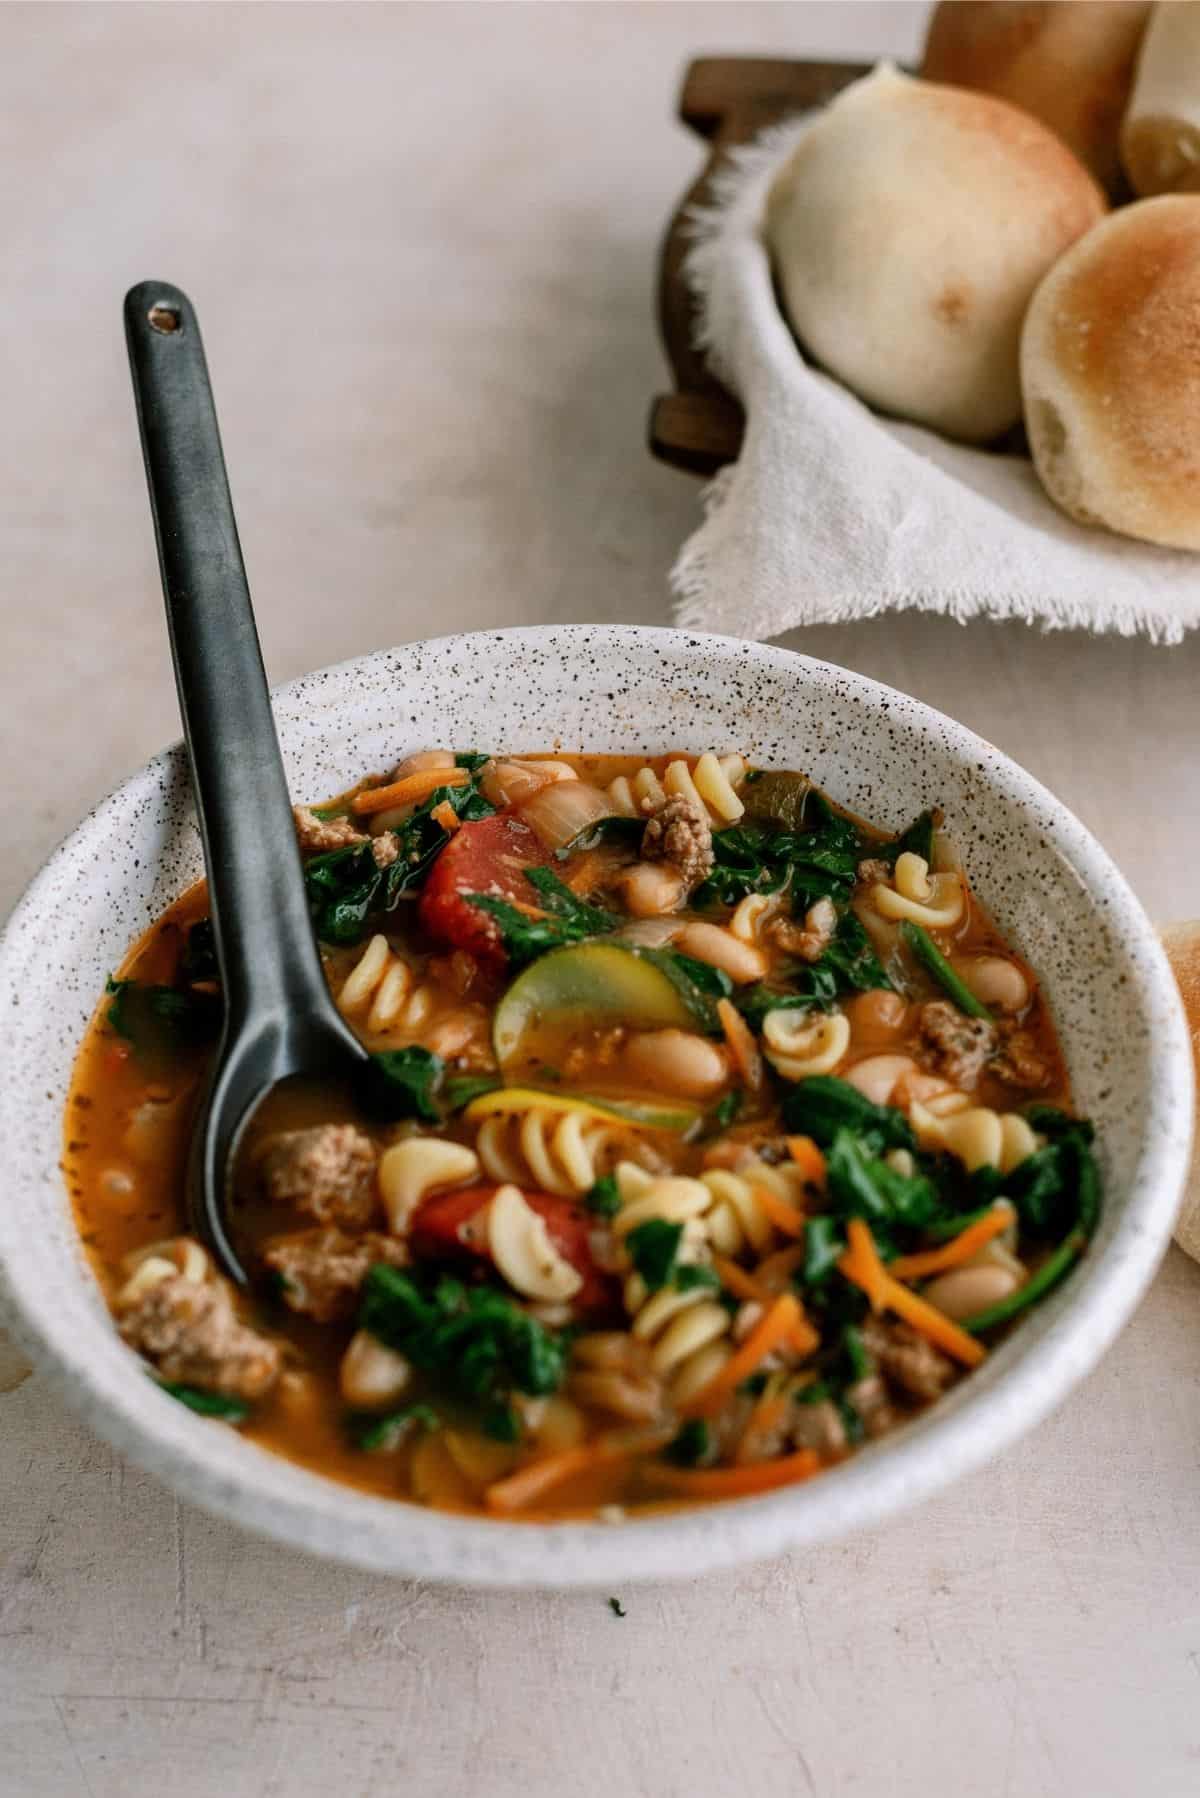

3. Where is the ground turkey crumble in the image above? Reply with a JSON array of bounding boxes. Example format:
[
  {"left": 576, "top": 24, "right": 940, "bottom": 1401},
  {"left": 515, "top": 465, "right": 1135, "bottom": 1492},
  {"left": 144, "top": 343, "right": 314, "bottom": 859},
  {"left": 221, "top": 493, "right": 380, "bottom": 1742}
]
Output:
[
  {"left": 639, "top": 795, "right": 714, "bottom": 887},
  {"left": 119, "top": 1275, "right": 280, "bottom": 1400},
  {"left": 293, "top": 805, "right": 398, "bottom": 867},
  {"left": 918, "top": 999, "right": 997, "bottom": 1091},
  {"left": 259, "top": 1124, "right": 380, "bottom": 1230},
  {"left": 861, "top": 1315, "right": 956, "bottom": 1403},
  {"left": 264, "top": 1228, "right": 409, "bottom": 1323}
]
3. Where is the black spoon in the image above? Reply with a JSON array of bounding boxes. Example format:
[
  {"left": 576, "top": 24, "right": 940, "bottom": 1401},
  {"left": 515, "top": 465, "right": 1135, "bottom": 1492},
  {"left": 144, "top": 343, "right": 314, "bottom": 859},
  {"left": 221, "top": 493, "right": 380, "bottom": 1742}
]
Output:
[{"left": 124, "top": 280, "right": 368, "bottom": 1285}]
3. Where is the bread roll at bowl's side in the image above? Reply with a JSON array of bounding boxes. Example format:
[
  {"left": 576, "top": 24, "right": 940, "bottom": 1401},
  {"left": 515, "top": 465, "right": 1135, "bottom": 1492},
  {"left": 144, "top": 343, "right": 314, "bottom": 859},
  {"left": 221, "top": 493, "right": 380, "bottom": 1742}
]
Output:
[
  {"left": 1021, "top": 196, "right": 1200, "bottom": 549},
  {"left": 764, "top": 66, "right": 1106, "bottom": 444},
  {"left": 1160, "top": 922, "right": 1200, "bottom": 1263},
  {"left": 922, "top": 1, "right": 1151, "bottom": 193},
  {"left": 1121, "top": 1, "right": 1200, "bottom": 197}
]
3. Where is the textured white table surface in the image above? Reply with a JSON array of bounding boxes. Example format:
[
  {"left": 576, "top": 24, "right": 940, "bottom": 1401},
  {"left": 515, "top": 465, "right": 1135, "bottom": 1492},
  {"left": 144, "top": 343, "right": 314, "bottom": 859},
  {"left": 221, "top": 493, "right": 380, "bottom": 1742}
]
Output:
[{"left": 3, "top": 5, "right": 1200, "bottom": 1794}]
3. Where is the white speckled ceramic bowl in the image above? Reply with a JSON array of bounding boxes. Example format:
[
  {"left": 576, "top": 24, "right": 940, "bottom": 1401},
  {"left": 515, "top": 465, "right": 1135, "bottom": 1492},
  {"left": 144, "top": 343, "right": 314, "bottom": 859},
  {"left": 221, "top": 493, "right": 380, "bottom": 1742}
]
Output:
[{"left": 0, "top": 627, "right": 1191, "bottom": 1585}]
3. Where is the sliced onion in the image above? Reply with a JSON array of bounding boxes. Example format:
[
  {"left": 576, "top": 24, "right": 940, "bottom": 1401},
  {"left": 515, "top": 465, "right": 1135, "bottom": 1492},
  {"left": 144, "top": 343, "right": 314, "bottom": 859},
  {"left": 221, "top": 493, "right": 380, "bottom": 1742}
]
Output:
[
  {"left": 481, "top": 759, "right": 577, "bottom": 808},
  {"left": 516, "top": 779, "right": 617, "bottom": 851},
  {"left": 612, "top": 918, "right": 684, "bottom": 948}
]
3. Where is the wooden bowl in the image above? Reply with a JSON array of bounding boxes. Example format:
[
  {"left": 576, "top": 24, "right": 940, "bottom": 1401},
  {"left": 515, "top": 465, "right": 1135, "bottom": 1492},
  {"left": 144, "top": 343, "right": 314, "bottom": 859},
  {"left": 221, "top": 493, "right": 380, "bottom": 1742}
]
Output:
[{"left": 650, "top": 56, "right": 870, "bottom": 476}]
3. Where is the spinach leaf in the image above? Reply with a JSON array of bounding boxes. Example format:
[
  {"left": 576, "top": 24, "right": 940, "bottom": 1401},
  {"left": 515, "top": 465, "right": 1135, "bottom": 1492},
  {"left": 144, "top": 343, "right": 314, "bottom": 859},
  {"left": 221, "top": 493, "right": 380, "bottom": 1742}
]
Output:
[
  {"left": 350, "top": 1402, "right": 438, "bottom": 1453},
  {"left": 158, "top": 1381, "right": 248, "bottom": 1422},
  {"left": 669, "top": 953, "right": 734, "bottom": 1001},
  {"left": 825, "top": 1129, "right": 943, "bottom": 1231},
  {"left": 522, "top": 867, "right": 617, "bottom": 935},
  {"left": 879, "top": 809, "right": 937, "bottom": 867},
  {"left": 467, "top": 864, "right": 619, "bottom": 968},
  {"left": 625, "top": 1218, "right": 684, "bottom": 1290},
  {"left": 360, "top": 1267, "right": 568, "bottom": 1406},
  {"left": 584, "top": 1173, "right": 621, "bottom": 1218},
  {"left": 800, "top": 1216, "right": 845, "bottom": 1286},
  {"left": 358, "top": 1046, "right": 445, "bottom": 1122},
  {"left": 813, "top": 911, "right": 891, "bottom": 994},
  {"left": 781, "top": 1075, "right": 916, "bottom": 1153},
  {"left": 105, "top": 977, "right": 221, "bottom": 1062},
  {"left": 454, "top": 751, "right": 491, "bottom": 773},
  {"left": 1024, "top": 1105, "right": 1094, "bottom": 1145}
]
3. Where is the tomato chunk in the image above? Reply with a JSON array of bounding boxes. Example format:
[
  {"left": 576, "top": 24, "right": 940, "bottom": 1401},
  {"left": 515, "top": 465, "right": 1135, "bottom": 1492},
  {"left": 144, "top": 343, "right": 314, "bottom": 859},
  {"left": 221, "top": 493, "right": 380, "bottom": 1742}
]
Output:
[
  {"left": 410, "top": 1184, "right": 615, "bottom": 1315},
  {"left": 418, "top": 810, "right": 552, "bottom": 963}
]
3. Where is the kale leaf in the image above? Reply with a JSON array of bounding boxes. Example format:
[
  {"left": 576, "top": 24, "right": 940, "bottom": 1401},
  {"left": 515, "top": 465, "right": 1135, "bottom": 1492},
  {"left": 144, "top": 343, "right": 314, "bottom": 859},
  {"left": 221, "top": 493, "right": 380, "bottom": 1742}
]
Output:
[
  {"left": 357, "top": 1046, "right": 445, "bottom": 1122},
  {"left": 625, "top": 1218, "right": 684, "bottom": 1290},
  {"left": 664, "top": 1419, "right": 712, "bottom": 1466},
  {"left": 780, "top": 1075, "right": 916, "bottom": 1153},
  {"left": 825, "top": 1129, "right": 943, "bottom": 1231},
  {"left": 584, "top": 1173, "right": 621, "bottom": 1218},
  {"left": 360, "top": 1267, "right": 568, "bottom": 1408},
  {"left": 878, "top": 809, "right": 937, "bottom": 867}
]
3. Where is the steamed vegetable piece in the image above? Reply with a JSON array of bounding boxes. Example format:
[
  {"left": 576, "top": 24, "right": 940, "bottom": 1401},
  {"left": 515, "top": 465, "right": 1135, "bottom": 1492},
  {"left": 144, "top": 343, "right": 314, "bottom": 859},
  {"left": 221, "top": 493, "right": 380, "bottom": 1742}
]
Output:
[
  {"left": 491, "top": 941, "right": 702, "bottom": 1064},
  {"left": 464, "top": 1086, "right": 702, "bottom": 1135},
  {"left": 360, "top": 1266, "right": 569, "bottom": 1408}
]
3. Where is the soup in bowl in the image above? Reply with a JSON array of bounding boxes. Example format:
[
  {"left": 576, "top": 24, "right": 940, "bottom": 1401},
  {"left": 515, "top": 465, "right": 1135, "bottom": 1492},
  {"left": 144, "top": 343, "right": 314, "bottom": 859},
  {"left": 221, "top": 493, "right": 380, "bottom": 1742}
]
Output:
[{"left": 0, "top": 627, "right": 1189, "bottom": 1584}]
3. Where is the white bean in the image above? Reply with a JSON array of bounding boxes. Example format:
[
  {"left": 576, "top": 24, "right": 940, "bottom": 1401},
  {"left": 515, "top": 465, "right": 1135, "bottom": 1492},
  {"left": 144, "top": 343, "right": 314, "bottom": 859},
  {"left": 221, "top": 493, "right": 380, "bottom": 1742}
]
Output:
[
  {"left": 339, "top": 1330, "right": 412, "bottom": 1408},
  {"left": 616, "top": 862, "right": 685, "bottom": 918},
  {"left": 844, "top": 1054, "right": 917, "bottom": 1106},
  {"left": 923, "top": 1264, "right": 1019, "bottom": 1321},
  {"left": 674, "top": 920, "right": 767, "bottom": 985},
  {"left": 958, "top": 956, "right": 1030, "bottom": 1014},
  {"left": 621, "top": 1029, "right": 729, "bottom": 1099}
]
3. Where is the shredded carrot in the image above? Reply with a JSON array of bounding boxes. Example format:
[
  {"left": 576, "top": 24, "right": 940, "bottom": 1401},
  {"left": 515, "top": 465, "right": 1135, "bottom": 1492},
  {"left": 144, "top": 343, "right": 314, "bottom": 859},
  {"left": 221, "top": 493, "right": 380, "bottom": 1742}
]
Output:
[
  {"left": 752, "top": 1184, "right": 806, "bottom": 1239},
  {"left": 681, "top": 1293, "right": 803, "bottom": 1418},
  {"left": 888, "top": 1205, "right": 1014, "bottom": 1281},
  {"left": 786, "top": 1135, "right": 827, "bottom": 1188},
  {"left": 712, "top": 1255, "right": 768, "bottom": 1303},
  {"left": 644, "top": 1448, "right": 821, "bottom": 1500},
  {"left": 839, "top": 1219, "right": 986, "bottom": 1368},
  {"left": 716, "top": 998, "right": 764, "bottom": 1093},
  {"left": 734, "top": 1391, "right": 789, "bottom": 1464},
  {"left": 483, "top": 1432, "right": 668, "bottom": 1514},
  {"left": 351, "top": 766, "right": 468, "bottom": 816},
  {"left": 430, "top": 800, "right": 461, "bottom": 834}
]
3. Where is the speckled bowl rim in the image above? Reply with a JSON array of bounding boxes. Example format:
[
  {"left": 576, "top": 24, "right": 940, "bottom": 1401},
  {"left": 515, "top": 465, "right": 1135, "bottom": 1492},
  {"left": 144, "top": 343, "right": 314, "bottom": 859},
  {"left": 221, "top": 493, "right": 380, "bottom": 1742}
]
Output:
[{"left": 0, "top": 626, "right": 1191, "bottom": 1588}]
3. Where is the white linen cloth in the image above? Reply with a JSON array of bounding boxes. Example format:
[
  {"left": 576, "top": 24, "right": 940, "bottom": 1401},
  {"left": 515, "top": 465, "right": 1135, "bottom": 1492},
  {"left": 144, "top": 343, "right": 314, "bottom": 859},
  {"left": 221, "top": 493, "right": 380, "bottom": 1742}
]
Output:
[{"left": 670, "top": 118, "right": 1200, "bottom": 644}]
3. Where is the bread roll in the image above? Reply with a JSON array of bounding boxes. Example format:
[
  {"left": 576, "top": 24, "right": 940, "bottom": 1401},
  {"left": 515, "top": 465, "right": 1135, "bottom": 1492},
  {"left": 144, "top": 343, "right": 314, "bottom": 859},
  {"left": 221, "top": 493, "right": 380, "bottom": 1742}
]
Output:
[
  {"left": 1021, "top": 196, "right": 1200, "bottom": 548},
  {"left": 1160, "top": 921, "right": 1200, "bottom": 1264},
  {"left": 1122, "top": 2, "right": 1200, "bottom": 195},
  {"left": 923, "top": 1, "right": 1150, "bottom": 192},
  {"left": 765, "top": 66, "right": 1105, "bottom": 443}
]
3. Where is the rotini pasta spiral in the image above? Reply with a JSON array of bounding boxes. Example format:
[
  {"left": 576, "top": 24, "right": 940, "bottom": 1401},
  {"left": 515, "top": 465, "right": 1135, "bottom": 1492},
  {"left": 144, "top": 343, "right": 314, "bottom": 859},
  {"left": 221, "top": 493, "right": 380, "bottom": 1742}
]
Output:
[
  {"left": 469, "top": 1095, "right": 662, "bottom": 1198},
  {"left": 337, "top": 934, "right": 435, "bottom": 1038},
  {"left": 700, "top": 1159, "right": 810, "bottom": 1258},
  {"left": 606, "top": 752, "right": 747, "bottom": 826},
  {"left": 909, "top": 1100, "right": 1040, "bottom": 1174},
  {"left": 626, "top": 1279, "right": 733, "bottom": 1407}
]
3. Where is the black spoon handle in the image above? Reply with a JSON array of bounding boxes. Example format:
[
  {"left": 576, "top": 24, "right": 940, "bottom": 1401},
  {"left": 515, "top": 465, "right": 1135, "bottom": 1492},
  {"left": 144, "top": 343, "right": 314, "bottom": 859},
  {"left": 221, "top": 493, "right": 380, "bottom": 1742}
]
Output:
[{"left": 123, "top": 281, "right": 329, "bottom": 1031}]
